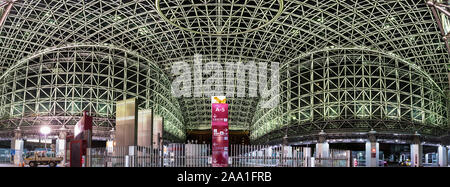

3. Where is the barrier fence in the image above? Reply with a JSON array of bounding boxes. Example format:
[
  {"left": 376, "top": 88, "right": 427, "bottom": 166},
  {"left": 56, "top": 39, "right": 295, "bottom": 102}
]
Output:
[
  {"left": 314, "top": 149, "right": 351, "bottom": 167},
  {"left": 86, "top": 144, "right": 351, "bottom": 167},
  {"left": 230, "top": 144, "right": 309, "bottom": 167}
]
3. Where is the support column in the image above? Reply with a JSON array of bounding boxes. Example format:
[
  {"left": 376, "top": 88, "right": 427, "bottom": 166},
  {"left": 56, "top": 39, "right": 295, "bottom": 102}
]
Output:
[
  {"left": 438, "top": 145, "right": 448, "bottom": 167},
  {"left": 365, "top": 130, "right": 379, "bottom": 167},
  {"left": 315, "top": 142, "right": 329, "bottom": 159},
  {"left": 346, "top": 150, "right": 351, "bottom": 167},
  {"left": 107, "top": 128, "right": 115, "bottom": 154},
  {"left": 410, "top": 134, "right": 423, "bottom": 167},
  {"left": 10, "top": 137, "right": 15, "bottom": 164},
  {"left": 56, "top": 129, "right": 67, "bottom": 166},
  {"left": 303, "top": 147, "right": 311, "bottom": 167},
  {"left": 12, "top": 129, "right": 24, "bottom": 166}
]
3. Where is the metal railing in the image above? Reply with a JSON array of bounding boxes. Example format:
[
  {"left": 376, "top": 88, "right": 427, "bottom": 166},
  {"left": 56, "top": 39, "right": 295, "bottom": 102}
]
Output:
[
  {"left": 314, "top": 149, "right": 351, "bottom": 167},
  {"left": 86, "top": 144, "right": 350, "bottom": 167},
  {"left": 230, "top": 145, "right": 310, "bottom": 167}
]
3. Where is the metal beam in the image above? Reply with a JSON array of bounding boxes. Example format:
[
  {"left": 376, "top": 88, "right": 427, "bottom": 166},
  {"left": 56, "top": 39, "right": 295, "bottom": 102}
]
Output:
[
  {"left": 0, "top": 1, "right": 9, "bottom": 8},
  {"left": 427, "top": 1, "right": 450, "bottom": 55},
  {"left": 0, "top": 1, "right": 13, "bottom": 29},
  {"left": 434, "top": 3, "right": 450, "bottom": 17}
]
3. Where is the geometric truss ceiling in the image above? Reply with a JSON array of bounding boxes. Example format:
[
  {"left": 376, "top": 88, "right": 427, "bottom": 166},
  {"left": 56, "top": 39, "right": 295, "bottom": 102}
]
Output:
[
  {"left": 251, "top": 47, "right": 449, "bottom": 143},
  {"left": 0, "top": 0, "right": 449, "bottom": 136}
]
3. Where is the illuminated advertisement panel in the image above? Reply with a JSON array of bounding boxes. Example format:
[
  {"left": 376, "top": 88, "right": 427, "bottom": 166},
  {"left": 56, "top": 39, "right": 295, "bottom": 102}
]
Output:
[
  {"left": 211, "top": 102, "right": 229, "bottom": 167},
  {"left": 74, "top": 111, "right": 92, "bottom": 140},
  {"left": 138, "top": 109, "right": 153, "bottom": 147},
  {"left": 116, "top": 98, "right": 138, "bottom": 148}
]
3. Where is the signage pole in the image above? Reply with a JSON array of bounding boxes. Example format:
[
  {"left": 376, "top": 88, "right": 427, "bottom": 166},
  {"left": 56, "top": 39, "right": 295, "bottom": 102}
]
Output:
[{"left": 211, "top": 96, "right": 229, "bottom": 167}]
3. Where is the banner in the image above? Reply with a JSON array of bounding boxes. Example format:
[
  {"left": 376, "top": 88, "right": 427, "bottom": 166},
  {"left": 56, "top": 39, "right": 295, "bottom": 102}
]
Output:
[
  {"left": 138, "top": 109, "right": 153, "bottom": 147},
  {"left": 115, "top": 98, "right": 138, "bottom": 148},
  {"left": 211, "top": 102, "right": 229, "bottom": 167},
  {"left": 70, "top": 111, "right": 92, "bottom": 167}
]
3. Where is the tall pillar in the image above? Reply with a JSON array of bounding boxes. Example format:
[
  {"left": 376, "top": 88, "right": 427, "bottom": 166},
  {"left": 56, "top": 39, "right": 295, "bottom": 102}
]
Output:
[
  {"left": 315, "top": 131, "right": 329, "bottom": 166},
  {"left": 315, "top": 141, "right": 329, "bottom": 159},
  {"left": 438, "top": 145, "right": 448, "bottom": 167},
  {"left": 448, "top": 146, "right": 450, "bottom": 166},
  {"left": 56, "top": 129, "right": 67, "bottom": 166},
  {"left": 10, "top": 138, "right": 15, "bottom": 164},
  {"left": 410, "top": 134, "right": 423, "bottom": 167},
  {"left": 12, "top": 129, "right": 24, "bottom": 166},
  {"left": 107, "top": 128, "right": 115, "bottom": 152},
  {"left": 365, "top": 130, "right": 379, "bottom": 167}
]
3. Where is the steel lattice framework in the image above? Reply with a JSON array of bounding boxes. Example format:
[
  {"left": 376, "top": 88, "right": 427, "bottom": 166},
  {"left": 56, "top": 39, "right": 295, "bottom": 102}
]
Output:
[
  {"left": 0, "top": 0, "right": 449, "bottom": 142},
  {"left": 0, "top": 44, "right": 186, "bottom": 141}
]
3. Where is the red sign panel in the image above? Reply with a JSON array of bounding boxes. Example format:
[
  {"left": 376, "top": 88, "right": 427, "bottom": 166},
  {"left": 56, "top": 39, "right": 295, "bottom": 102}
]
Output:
[
  {"left": 70, "top": 111, "right": 92, "bottom": 167},
  {"left": 211, "top": 103, "right": 229, "bottom": 167},
  {"left": 74, "top": 111, "right": 93, "bottom": 140}
]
